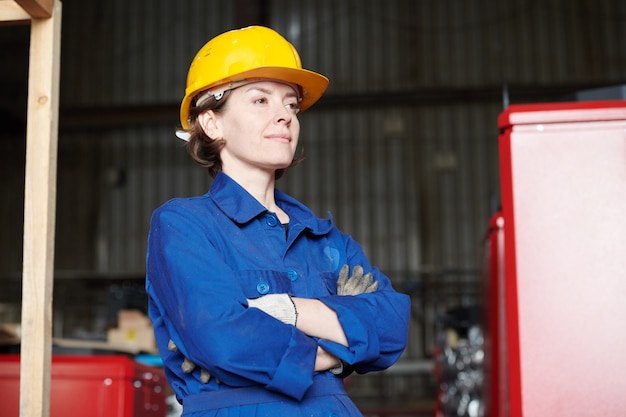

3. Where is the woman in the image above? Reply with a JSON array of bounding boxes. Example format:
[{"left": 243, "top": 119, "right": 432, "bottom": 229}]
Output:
[{"left": 146, "top": 26, "right": 410, "bottom": 416}]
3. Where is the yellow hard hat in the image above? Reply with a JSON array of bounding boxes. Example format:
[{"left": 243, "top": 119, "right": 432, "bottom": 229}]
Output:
[{"left": 179, "top": 26, "right": 329, "bottom": 129}]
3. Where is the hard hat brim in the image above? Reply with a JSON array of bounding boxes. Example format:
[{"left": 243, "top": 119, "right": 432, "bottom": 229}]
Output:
[{"left": 179, "top": 66, "right": 329, "bottom": 129}]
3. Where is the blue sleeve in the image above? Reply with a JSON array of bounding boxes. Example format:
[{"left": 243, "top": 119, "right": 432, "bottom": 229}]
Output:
[
  {"left": 146, "top": 203, "right": 318, "bottom": 400},
  {"left": 317, "top": 235, "right": 411, "bottom": 374}
]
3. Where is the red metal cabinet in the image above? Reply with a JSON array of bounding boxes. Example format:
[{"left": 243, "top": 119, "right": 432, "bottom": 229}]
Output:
[
  {"left": 0, "top": 354, "right": 167, "bottom": 417},
  {"left": 495, "top": 100, "right": 626, "bottom": 417}
]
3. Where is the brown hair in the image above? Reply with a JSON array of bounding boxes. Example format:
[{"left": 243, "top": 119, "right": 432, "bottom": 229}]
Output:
[{"left": 183, "top": 90, "right": 303, "bottom": 179}]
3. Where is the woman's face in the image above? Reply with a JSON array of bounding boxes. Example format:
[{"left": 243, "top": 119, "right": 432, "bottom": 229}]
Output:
[{"left": 203, "top": 80, "right": 301, "bottom": 177}]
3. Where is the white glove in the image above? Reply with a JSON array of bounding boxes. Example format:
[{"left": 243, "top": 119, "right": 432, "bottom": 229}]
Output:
[
  {"left": 336, "top": 264, "right": 378, "bottom": 295},
  {"left": 247, "top": 293, "right": 297, "bottom": 326}
]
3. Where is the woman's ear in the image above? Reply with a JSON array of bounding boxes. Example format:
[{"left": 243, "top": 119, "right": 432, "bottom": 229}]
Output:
[{"left": 197, "top": 110, "right": 222, "bottom": 139}]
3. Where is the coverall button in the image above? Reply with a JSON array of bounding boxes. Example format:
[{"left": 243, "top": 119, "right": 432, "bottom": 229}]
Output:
[
  {"left": 256, "top": 282, "right": 270, "bottom": 295},
  {"left": 287, "top": 270, "right": 299, "bottom": 281},
  {"left": 265, "top": 214, "right": 278, "bottom": 227},
  {"left": 329, "top": 413, "right": 339, "bottom": 417}
]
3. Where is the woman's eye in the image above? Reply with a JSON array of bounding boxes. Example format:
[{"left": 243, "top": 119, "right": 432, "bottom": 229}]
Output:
[
  {"left": 286, "top": 103, "right": 300, "bottom": 114},
  {"left": 254, "top": 97, "right": 267, "bottom": 104}
]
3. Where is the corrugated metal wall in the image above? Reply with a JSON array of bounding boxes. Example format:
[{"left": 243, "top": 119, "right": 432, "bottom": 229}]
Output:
[
  {"left": 2, "top": 0, "right": 625, "bottom": 405},
  {"left": 4, "top": 0, "right": 623, "bottom": 276}
]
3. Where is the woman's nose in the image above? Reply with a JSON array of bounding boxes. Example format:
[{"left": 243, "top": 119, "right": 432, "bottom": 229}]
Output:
[{"left": 274, "top": 104, "right": 293, "bottom": 124}]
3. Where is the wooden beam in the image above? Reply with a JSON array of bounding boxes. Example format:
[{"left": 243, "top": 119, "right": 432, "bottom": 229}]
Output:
[
  {"left": 0, "top": 0, "right": 30, "bottom": 22},
  {"left": 15, "top": 0, "right": 52, "bottom": 18},
  {"left": 20, "top": 2, "right": 62, "bottom": 417}
]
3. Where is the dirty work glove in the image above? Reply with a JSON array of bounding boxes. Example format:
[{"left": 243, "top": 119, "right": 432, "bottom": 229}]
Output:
[
  {"left": 168, "top": 339, "right": 213, "bottom": 384},
  {"left": 336, "top": 264, "right": 379, "bottom": 295},
  {"left": 247, "top": 293, "right": 297, "bottom": 326}
]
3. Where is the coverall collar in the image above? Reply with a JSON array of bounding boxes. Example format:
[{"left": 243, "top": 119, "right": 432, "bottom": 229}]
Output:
[{"left": 209, "top": 171, "right": 334, "bottom": 235}]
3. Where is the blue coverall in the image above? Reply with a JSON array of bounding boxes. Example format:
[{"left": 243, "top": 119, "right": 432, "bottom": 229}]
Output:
[{"left": 146, "top": 172, "right": 411, "bottom": 416}]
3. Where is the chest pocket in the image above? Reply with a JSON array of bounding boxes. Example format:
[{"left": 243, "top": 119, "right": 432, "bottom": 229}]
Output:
[
  {"left": 237, "top": 269, "right": 338, "bottom": 299},
  {"left": 237, "top": 270, "right": 293, "bottom": 299},
  {"left": 320, "top": 271, "right": 338, "bottom": 296}
]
